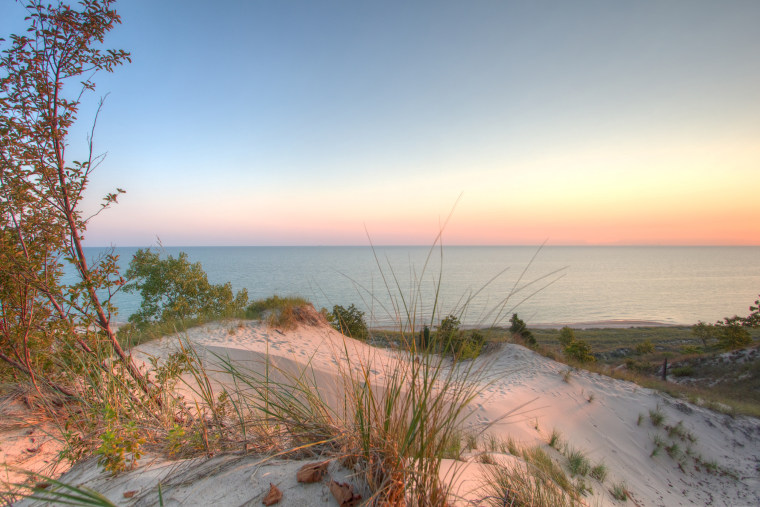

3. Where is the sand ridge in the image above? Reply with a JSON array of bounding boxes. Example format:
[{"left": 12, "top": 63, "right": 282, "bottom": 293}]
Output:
[{"left": 14, "top": 319, "right": 760, "bottom": 506}]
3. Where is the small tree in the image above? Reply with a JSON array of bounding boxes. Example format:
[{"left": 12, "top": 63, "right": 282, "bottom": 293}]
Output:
[
  {"left": 435, "top": 314, "right": 461, "bottom": 355},
  {"left": 124, "top": 249, "right": 249, "bottom": 328},
  {"left": 692, "top": 295, "right": 759, "bottom": 351},
  {"left": 716, "top": 323, "right": 751, "bottom": 350},
  {"left": 509, "top": 313, "right": 536, "bottom": 347},
  {"left": 558, "top": 326, "right": 575, "bottom": 347},
  {"left": 692, "top": 321, "right": 716, "bottom": 348},
  {"left": 746, "top": 296, "right": 760, "bottom": 327},
  {"left": 0, "top": 0, "right": 148, "bottom": 393},
  {"left": 437, "top": 314, "right": 461, "bottom": 340}
]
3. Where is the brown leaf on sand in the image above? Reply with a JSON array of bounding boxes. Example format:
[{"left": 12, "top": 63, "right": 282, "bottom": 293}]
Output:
[
  {"left": 262, "top": 483, "right": 282, "bottom": 505},
  {"left": 123, "top": 491, "right": 137, "bottom": 499},
  {"left": 296, "top": 460, "right": 329, "bottom": 483},
  {"left": 329, "top": 480, "right": 362, "bottom": 507}
]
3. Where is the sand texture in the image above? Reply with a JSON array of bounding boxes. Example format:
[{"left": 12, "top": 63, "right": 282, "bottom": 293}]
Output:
[{"left": 11, "top": 319, "right": 760, "bottom": 506}]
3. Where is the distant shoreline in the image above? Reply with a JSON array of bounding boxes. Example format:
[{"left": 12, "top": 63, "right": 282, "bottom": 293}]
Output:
[
  {"left": 529, "top": 319, "right": 680, "bottom": 330},
  {"left": 368, "top": 319, "right": 681, "bottom": 332}
]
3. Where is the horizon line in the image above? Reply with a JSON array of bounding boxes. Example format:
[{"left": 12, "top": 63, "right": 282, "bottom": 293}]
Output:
[{"left": 82, "top": 243, "right": 760, "bottom": 248}]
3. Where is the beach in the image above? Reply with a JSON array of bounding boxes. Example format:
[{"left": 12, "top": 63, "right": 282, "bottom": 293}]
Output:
[{"left": 7, "top": 315, "right": 759, "bottom": 506}]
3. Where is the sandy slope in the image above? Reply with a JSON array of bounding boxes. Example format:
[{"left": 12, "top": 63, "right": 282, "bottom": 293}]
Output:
[{"left": 16, "top": 319, "right": 760, "bottom": 506}]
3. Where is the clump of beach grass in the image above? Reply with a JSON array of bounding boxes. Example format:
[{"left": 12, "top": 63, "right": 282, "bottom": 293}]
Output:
[
  {"left": 590, "top": 462, "right": 608, "bottom": 482},
  {"left": 666, "top": 420, "right": 697, "bottom": 443},
  {"left": 548, "top": 428, "right": 563, "bottom": 450},
  {"left": 245, "top": 295, "right": 314, "bottom": 329},
  {"left": 611, "top": 481, "right": 629, "bottom": 501},
  {"left": 566, "top": 447, "right": 591, "bottom": 477},
  {"left": 649, "top": 407, "right": 666, "bottom": 427},
  {"left": 478, "top": 444, "right": 580, "bottom": 507}
]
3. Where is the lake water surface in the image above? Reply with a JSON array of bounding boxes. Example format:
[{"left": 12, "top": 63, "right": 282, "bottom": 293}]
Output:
[{"left": 81, "top": 246, "right": 760, "bottom": 329}]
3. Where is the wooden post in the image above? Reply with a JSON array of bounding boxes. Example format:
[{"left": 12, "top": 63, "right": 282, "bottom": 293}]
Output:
[{"left": 662, "top": 358, "right": 668, "bottom": 381}]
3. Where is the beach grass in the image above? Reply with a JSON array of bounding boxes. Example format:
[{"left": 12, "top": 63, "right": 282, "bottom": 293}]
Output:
[{"left": 478, "top": 444, "right": 579, "bottom": 507}]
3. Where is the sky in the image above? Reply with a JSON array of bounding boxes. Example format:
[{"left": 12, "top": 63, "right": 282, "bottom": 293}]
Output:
[{"left": 2, "top": 0, "right": 759, "bottom": 246}]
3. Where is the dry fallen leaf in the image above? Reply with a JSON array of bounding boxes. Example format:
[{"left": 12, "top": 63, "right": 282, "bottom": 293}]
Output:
[
  {"left": 296, "top": 460, "right": 329, "bottom": 483},
  {"left": 262, "top": 483, "right": 282, "bottom": 505},
  {"left": 329, "top": 480, "right": 362, "bottom": 507}
]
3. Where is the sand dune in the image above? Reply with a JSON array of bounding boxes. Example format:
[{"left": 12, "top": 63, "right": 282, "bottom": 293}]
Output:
[{"left": 17, "top": 319, "right": 760, "bottom": 506}]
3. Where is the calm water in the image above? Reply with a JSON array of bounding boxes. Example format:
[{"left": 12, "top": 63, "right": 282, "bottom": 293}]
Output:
[{"left": 78, "top": 246, "right": 760, "bottom": 329}]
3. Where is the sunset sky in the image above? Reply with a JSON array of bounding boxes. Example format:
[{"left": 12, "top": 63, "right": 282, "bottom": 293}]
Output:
[{"left": 3, "top": 0, "right": 759, "bottom": 246}]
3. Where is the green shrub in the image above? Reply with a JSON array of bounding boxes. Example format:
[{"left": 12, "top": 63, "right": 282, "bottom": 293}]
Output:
[
  {"left": 680, "top": 345, "right": 703, "bottom": 355},
  {"left": 246, "top": 295, "right": 313, "bottom": 329},
  {"left": 455, "top": 330, "right": 486, "bottom": 360},
  {"left": 432, "top": 315, "right": 485, "bottom": 359},
  {"left": 692, "top": 321, "right": 716, "bottom": 347},
  {"left": 564, "top": 339, "right": 596, "bottom": 363},
  {"left": 635, "top": 339, "right": 655, "bottom": 355},
  {"left": 96, "top": 407, "right": 144, "bottom": 475},
  {"left": 509, "top": 313, "right": 536, "bottom": 347},
  {"left": 717, "top": 323, "right": 751, "bottom": 350},
  {"left": 331, "top": 304, "right": 369, "bottom": 340},
  {"left": 124, "top": 249, "right": 248, "bottom": 328},
  {"left": 625, "top": 357, "right": 654, "bottom": 374},
  {"left": 558, "top": 326, "right": 575, "bottom": 347},
  {"left": 418, "top": 325, "right": 431, "bottom": 349},
  {"left": 245, "top": 295, "right": 310, "bottom": 319},
  {"left": 670, "top": 366, "right": 694, "bottom": 377}
]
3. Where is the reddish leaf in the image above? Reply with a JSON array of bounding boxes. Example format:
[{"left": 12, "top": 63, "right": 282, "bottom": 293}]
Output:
[
  {"left": 296, "top": 460, "right": 329, "bottom": 483},
  {"left": 262, "top": 483, "right": 282, "bottom": 505},
  {"left": 329, "top": 480, "right": 362, "bottom": 507}
]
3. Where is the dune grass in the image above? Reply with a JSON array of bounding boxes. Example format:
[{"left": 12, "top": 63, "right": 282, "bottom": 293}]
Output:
[{"left": 478, "top": 444, "right": 580, "bottom": 507}]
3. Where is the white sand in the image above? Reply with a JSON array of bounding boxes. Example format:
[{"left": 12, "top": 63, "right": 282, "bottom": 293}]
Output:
[{"left": 14, "top": 319, "right": 760, "bottom": 506}]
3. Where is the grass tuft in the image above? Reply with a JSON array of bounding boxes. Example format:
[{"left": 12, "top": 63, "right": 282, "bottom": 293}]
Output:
[
  {"left": 565, "top": 447, "right": 591, "bottom": 477},
  {"left": 611, "top": 481, "right": 628, "bottom": 501},
  {"left": 245, "top": 295, "right": 315, "bottom": 329},
  {"left": 548, "top": 428, "right": 562, "bottom": 450},
  {"left": 590, "top": 462, "right": 608, "bottom": 482},
  {"left": 479, "top": 444, "right": 579, "bottom": 507},
  {"left": 649, "top": 408, "right": 665, "bottom": 427}
]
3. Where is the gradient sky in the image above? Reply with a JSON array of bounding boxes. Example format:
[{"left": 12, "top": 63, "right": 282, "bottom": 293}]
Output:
[{"left": 3, "top": 0, "right": 759, "bottom": 246}]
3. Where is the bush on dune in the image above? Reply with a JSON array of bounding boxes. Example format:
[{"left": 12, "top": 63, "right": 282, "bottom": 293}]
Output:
[
  {"left": 124, "top": 249, "right": 249, "bottom": 328},
  {"left": 558, "top": 326, "right": 575, "bottom": 347},
  {"left": 245, "top": 295, "right": 315, "bottom": 329},
  {"left": 435, "top": 315, "right": 485, "bottom": 360},
  {"left": 564, "top": 339, "right": 596, "bottom": 363},
  {"left": 331, "top": 304, "right": 370, "bottom": 340},
  {"left": 509, "top": 313, "right": 536, "bottom": 347}
]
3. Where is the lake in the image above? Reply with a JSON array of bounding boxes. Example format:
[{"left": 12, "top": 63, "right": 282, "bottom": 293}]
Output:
[{"left": 79, "top": 246, "right": 760, "bottom": 329}]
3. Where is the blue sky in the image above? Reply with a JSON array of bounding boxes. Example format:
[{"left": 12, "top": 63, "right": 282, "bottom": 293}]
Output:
[{"left": 2, "top": 0, "right": 759, "bottom": 245}]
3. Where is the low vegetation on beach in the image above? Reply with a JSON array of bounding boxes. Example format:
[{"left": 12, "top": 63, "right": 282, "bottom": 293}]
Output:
[{"left": 526, "top": 307, "right": 760, "bottom": 417}]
